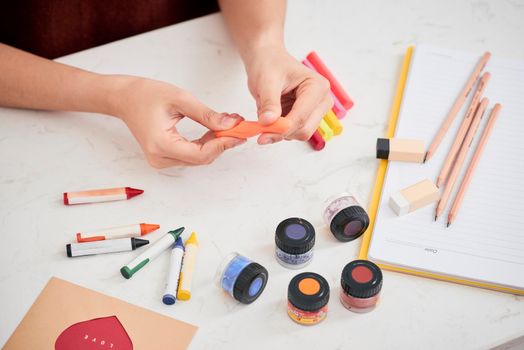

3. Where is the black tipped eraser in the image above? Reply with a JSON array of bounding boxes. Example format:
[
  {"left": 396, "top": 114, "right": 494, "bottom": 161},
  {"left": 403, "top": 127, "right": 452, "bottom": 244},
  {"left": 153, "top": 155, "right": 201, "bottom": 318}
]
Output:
[{"left": 376, "top": 138, "right": 390, "bottom": 159}]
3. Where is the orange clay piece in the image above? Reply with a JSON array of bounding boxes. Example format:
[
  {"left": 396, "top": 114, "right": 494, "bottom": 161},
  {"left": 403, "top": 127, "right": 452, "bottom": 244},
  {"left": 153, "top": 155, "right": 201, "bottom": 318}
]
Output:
[{"left": 215, "top": 117, "right": 291, "bottom": 139}]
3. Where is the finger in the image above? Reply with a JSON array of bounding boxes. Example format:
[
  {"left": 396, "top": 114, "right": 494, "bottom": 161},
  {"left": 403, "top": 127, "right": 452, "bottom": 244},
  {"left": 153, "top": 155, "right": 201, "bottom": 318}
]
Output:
[
  {"left": 158, "top": 133, "right": 246, "bottom": 165},
  {"left": 256, "top": 87, "right": 295, "bottom": 145},
  {"left": 256, "top": 77, "right": 284, "bottom": 125},
  {"left": 257, "top": 131, "right": 284, "bottom": 145},
  {"left": 146, "top": 156, "right": 193, "bottom": 169},
  {"left": 288, "top": 95, "right": 333, "bottom": 141},
  {"left": 193, "top": 130, "right": 221, "bottom": 145},
  {"left": 284, "top": 77, "right": 331, "bottom": 137},
  {"left": 177, "top": 93, "right": 244, "bottom": 130},
  {"left": 257, "top": 85, "right": 329, "bottom": 145}
]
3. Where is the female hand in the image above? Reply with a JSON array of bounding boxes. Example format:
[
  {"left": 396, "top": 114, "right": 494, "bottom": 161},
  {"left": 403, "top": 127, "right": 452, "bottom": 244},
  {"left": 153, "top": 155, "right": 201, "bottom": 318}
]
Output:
[
  {"left": 244, "top": 47, "right": 333, "bottom": 145},
  {"left": 112, "top": 77, "right": 245, "bottom": 168},
  {"left": 0, "top": 44, "right": 244, "bottom": 168}
]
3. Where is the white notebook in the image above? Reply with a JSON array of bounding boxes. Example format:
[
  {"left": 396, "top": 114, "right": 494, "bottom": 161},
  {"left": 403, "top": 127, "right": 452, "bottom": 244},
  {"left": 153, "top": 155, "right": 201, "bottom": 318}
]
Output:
[{"left": 368, "top": 45, "right": 524, "bottom": 292}]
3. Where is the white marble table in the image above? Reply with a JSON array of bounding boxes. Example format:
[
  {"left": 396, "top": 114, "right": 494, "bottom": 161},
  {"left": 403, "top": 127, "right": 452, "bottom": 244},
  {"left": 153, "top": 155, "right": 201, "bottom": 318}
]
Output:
[{"left": 1, "top": 1, "right": 523, "bottom": 349}]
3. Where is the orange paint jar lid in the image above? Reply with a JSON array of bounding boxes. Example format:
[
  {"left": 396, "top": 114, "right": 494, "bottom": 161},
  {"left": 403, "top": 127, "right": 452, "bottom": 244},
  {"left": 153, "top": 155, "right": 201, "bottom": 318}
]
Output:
[{"left": 288, "top": 272, "right": 330, "bottom": 312}]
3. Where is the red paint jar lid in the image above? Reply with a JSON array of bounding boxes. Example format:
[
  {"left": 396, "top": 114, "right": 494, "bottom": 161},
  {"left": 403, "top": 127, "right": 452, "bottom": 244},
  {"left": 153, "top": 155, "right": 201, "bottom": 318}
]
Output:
[{"left": 341, "top": 260, "right": 383, "bottom": 298}]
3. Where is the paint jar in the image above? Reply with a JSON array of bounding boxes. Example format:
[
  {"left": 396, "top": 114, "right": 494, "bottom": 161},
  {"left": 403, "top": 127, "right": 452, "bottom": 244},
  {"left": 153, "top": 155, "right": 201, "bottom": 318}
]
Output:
[
  {"left": 323, "top": 193, "right": 370, "bottom": 242},
  {"left": 287, "top": 272, "right": 330, "bottom": 325},
  {"left": 275, "top": 218, "right": 315, "bottom": 269},
  {"left": 340, "top": 260, "right": 383, "bottom": 313},
  {"left": 215, "top": 252, "right": 268, "bottom": 304}
]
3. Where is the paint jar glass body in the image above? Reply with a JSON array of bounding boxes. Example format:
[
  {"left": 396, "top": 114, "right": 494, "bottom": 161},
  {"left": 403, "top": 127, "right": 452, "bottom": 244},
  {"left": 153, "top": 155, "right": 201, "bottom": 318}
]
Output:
[
  {"left": 215, "top": 252, "right": 250, "bottom": 297},
  {"left": 275, "top": 248, "right": 313, "bottom": 269},
  {"left": 340, "top": 291, "right": 380, "bottom": 313},
  {"left": 287, "top": 301, "right": 328, "bottom": 325}
]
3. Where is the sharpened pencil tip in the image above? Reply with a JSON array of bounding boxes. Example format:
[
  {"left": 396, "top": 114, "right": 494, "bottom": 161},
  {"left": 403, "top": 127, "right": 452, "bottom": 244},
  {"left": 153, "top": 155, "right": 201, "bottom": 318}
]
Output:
[
  {"left": 423, "top": 153, "right": 428, "bottom": 163},
  {"left": 434, "top": 215, "right": 438, "bottom": 221},
  {"left": 447, "top": 222, "right": 450, "bottom": 228}
]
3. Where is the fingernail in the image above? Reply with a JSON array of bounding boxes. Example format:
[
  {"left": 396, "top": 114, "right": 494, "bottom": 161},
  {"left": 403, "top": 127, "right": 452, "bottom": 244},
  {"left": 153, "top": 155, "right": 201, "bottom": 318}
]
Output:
[
  {"left": 221, "top": 113, "right": 240, "bottom": 128},
  {"left": 260, "top": 110, "right": 276, "bottom": 124},
  {"left": 261, "top": 110, "right": 275, "bottom": 118}
]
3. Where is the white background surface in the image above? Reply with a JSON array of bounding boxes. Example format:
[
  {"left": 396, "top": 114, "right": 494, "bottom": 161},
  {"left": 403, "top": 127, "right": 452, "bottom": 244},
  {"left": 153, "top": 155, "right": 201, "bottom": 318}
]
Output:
[{"left": 1, "top": 0, "right": 523, "bottom": 349}]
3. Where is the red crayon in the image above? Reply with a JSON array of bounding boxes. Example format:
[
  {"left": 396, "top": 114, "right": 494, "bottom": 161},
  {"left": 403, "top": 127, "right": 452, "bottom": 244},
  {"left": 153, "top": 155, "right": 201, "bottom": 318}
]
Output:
[
  {"left": 63, "top": 187, "right": 143, "bottom": 205},
  {"left": 306, "top": 51, "right": 354, "bottom": 110},
  {"left": 308, "top": 130, "right": 326, "bottom": 151}
]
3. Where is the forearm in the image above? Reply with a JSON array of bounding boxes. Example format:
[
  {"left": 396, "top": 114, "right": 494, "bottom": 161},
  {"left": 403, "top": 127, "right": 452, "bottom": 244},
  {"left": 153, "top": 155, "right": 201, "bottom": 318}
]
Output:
[
  {"left": 0, "top": 44, "right": 120, "bottom": 115},
  {"left": 219, "top": 0, "right": 286, "bottom": 64}
]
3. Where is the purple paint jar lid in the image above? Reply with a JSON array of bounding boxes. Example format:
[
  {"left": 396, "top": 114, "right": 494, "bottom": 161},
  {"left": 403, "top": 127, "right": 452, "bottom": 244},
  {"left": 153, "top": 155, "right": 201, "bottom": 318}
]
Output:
[
  {"left": 330, "top": 206, "right": 369, "bottom": 242},
  {"left": 275, "top": 218, "right": 315, "bottom": 255}
]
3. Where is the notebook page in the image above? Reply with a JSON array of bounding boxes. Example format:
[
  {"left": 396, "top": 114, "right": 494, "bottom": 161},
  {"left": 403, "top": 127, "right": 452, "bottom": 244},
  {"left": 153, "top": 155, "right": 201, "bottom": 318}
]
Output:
[{"left": 368, "top": 44, "right": 524, "bottom": 290}]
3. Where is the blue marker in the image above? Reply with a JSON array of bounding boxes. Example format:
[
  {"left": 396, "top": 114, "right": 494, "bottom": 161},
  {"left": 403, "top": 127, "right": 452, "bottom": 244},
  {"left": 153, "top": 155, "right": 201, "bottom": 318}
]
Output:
[{"left": 162, "top": 237, "right": 185, "bottom": 305}]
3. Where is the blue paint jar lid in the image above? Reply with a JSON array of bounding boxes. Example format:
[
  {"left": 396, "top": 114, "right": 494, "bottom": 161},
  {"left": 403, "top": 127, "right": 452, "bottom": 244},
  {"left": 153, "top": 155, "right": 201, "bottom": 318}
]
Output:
[
  {"left": 233, "top": 262, "right": 268, "bottom": 304},
  {"left": 275, "top": 218, "right": 315, "bottom": 255}
]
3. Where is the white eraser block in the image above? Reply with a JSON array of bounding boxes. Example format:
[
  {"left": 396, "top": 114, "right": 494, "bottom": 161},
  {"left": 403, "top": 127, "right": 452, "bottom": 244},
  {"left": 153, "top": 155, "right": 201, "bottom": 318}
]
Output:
[
  {"left": 389, "top": 179, "right": 440, "bottom": 216},
  {"left": 389, "top": 191, "right": 410, "bottom": 216}
]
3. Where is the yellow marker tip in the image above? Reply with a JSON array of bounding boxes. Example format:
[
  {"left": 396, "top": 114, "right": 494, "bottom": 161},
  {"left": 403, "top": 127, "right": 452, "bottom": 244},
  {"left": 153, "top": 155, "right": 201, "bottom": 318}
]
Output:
[{"left": 185, "top": 232, "right": 199, "bottom": 246}]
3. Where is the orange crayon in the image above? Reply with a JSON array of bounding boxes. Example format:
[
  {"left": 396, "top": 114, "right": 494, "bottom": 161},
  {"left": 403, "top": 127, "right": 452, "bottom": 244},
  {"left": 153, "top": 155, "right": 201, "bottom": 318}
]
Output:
[
  {"left": 76, "top": 223, "right": 160, "bottom": 242},
  {"left": 63, "top": 187, "right": 144, "bottom": 205}
]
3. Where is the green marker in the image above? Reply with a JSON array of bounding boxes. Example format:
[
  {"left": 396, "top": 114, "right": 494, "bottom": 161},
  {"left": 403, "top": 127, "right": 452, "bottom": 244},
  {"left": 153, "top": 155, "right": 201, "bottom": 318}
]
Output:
[{"left": 120, "top": 227, "right": 184, "bottom": 279}]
